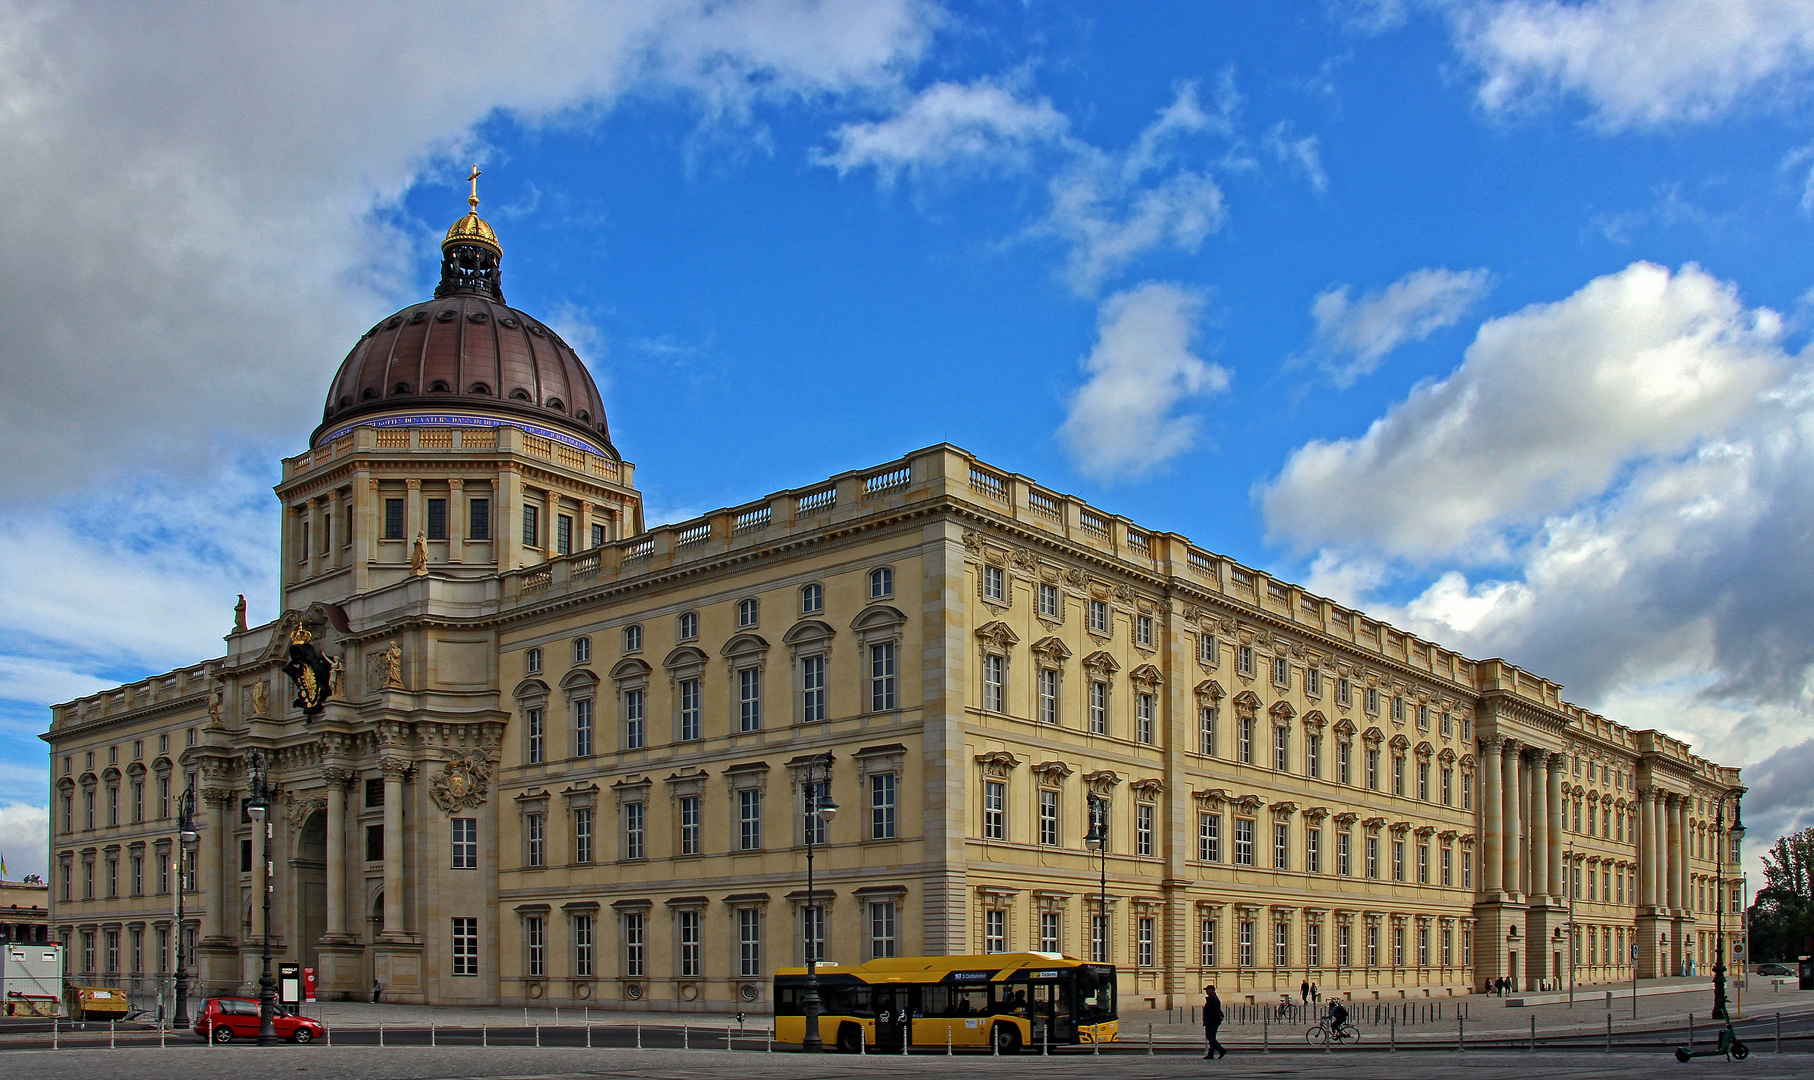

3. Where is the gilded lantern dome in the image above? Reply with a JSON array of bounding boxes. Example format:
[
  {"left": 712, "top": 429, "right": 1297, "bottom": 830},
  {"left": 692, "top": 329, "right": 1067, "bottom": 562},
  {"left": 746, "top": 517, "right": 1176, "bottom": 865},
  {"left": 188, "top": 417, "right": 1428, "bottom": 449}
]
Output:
[{"left": 313, "top": 176, "right": 613, "bottom": 456}]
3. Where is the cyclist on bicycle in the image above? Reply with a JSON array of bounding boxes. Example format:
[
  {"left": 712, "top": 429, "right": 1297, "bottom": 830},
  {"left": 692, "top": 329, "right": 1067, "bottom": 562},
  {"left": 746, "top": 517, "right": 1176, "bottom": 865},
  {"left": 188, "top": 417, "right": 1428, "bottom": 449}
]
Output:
[{"left": 1326, "top": 1000, "right": 1349, "bottom": 1039}]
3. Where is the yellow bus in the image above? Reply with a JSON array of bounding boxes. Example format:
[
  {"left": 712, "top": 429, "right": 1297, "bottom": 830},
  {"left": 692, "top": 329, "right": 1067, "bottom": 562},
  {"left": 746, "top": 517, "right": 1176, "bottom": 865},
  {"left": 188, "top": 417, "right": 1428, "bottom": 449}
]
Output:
[{"left": 773, "top": 952, "right": 1118, "bottom": 1053}]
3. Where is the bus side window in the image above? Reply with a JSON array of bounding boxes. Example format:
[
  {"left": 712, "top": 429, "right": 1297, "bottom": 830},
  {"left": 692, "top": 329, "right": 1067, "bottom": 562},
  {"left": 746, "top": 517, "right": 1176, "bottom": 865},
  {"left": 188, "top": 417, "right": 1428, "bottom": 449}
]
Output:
[{"left": 921, "top": 987, "right": 949, "bottom": 1016}]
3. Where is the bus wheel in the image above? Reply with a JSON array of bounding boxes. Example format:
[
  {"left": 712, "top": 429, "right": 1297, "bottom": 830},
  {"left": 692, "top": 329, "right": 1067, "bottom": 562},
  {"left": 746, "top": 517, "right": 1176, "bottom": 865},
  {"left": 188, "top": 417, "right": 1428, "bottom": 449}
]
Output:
[
  {"left": 836, "top": 1023, "right": 864, "bottom": 1054},
  {"left": 992, "top": 1023, "right": 1023, "bottom": 1055}
]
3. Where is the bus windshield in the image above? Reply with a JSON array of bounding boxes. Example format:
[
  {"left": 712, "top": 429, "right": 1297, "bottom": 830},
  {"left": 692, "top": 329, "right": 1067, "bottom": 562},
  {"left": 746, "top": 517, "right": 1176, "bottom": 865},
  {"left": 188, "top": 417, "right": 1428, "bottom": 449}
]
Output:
[{"left": 1074, "top": 965, "right": 1117, "bottom": 1024}]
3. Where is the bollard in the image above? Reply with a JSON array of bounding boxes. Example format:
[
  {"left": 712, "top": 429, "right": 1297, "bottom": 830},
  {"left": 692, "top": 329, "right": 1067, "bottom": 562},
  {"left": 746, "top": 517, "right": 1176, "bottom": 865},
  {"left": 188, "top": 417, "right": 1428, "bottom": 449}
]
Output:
[
  {"left": 1606, "top": 1013, "right": 1611, "bottom": 1053},
  {"left": 587, "top": 1021, "right": 592, "bottom": 1049},
  {"left": 902, "top": 1030, "right": 908, "bottom": 1057},
  {"left": 110, "top": 1019, "right": 116, "bottom": 1049},
  {"left": 1390, "top": 1016, "right": 1396, "bottom": 1052},
  {"left": 482, "top": 1024, "right": 487, "bottom": 1048},
  {"left": 1263, "top": 1018, "right": 1269, "bottom": 1054},
  {"left": 555, "top": 1007, "right": 560, "bottom": 1025},
  {"left": 860, "top": 1026, "right": 867, "bottom": 1055},
  {"left": 524, "top": 1007, "right": 529, "bottom": 1026},
  {"left": 993, "top": 1026, "right": 1000, "bottom": 1056},
  {"left": 534, "top": 1022, "right": 539, "bottom": 1049},
  {"left": 725, "top": 1026, "right": 732, "bottom": 1052},
  {"left": 636, "top": 1023, "right": 642, "bottom": 1050},
  {"left": 327, "top": 1019, "right": 331, "bottom": 1047},
  {"left": 1148, "top": 1023, "right": 1154, "bottom": 1056},
  {"left": 1688, "top": 1013, "right": 1693, "bottom": 1052},
  {"left": 431, "top": 1023, "right": 436, "bottom": 1047},
  {"left": 1529, "top": 1014, "right": 1535, "bottom": 1054},
  {"left": 380, "top": 1021, "right": 386, "bottom": 1047},
  {"left": 948, "top": 1027, "right": 953, "bottom": 1056},
  {"left": 54, "top": 1017, "right": 60, "bottom": 1051},
  {"left": 1458, "top": 1014, "right": 1464, "bottom": 1053},
  {"left": 160, "top": 1021, "right": 166, "bottom": 1050},
  {"left": 1093, "top": 1029, "right": 1100, "bottom": 1056},
  {"left": 684, "top": 1024, "right": 689, "bottom": 1050}
]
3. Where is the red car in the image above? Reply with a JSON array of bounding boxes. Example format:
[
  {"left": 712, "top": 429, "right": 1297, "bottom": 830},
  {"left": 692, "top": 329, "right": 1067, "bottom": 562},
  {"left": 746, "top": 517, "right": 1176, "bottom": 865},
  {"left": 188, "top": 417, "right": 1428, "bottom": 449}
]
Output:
[{"left": 193, "top": 997, "right": 325, "bottom": 1043}]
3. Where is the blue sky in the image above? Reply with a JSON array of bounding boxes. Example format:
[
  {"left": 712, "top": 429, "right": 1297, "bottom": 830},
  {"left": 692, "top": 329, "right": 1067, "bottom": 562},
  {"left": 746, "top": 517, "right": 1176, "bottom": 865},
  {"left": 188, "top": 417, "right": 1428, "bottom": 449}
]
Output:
[{"left": 3, "top": 0, "right": 1814, "bottom": 882}]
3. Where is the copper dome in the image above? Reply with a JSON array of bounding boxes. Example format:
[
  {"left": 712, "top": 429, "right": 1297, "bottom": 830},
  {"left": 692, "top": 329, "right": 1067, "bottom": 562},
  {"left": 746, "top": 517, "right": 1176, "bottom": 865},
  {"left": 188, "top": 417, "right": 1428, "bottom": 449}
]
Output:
[{"left": 313, "top": 192, "right": 614, "bottom": 455}]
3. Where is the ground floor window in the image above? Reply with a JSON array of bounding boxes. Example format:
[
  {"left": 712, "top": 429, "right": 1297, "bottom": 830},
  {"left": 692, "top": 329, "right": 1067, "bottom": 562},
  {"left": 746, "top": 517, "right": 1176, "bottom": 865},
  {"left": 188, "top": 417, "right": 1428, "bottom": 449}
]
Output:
[{"left": 451, "top": 917, "right": 478, "bottom": 976}]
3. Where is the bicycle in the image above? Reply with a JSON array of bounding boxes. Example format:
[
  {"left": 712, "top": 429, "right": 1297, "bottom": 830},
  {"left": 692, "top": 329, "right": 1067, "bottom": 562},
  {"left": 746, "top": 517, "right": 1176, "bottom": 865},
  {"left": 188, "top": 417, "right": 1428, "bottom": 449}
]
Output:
[{"left": 1305, "top": 1019, "right": 1361, "bottom": 1047}]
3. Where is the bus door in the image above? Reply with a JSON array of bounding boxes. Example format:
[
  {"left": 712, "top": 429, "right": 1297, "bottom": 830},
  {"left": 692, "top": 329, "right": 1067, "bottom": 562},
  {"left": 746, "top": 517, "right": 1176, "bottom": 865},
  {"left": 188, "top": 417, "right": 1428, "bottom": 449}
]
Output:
[
  {"left": 873, "top": 985, "right": 913, "bottom": 1051},
  {"left": 1030, "top": 978, "right": 1073, "bottom": 1046}
]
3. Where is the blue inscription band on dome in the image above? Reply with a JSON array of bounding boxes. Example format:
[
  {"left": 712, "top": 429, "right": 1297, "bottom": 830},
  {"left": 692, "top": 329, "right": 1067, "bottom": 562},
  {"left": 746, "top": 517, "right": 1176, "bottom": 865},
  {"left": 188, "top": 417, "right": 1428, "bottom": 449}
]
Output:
[{"left": 316, "top": 412, "right": 606, "bottom": 455}]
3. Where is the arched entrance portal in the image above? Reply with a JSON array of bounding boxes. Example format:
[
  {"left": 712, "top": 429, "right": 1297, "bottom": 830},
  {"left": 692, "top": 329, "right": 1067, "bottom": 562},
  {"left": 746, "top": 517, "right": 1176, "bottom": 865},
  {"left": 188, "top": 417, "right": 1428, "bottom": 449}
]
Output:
[{"left": 292, "top": 811, "right": 328, "bottom": 980}]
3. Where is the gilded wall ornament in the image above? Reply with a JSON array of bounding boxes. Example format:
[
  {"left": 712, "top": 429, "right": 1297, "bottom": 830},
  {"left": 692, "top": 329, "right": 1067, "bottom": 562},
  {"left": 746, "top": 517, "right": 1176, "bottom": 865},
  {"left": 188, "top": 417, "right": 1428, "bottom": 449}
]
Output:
[{"left": 429, "top": 749, "right": 493, "bottom": 813}]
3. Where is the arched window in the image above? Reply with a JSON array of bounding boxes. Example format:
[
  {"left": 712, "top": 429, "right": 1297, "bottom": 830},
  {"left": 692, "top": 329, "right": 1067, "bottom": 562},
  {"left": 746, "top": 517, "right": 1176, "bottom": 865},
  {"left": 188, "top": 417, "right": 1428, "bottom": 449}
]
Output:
[
  {"left": 392, "top": 382, "right": 410, "bottom": 395},
  {"left": 577, "top": 409, "right": 590, "bottom": 422},
  {"left": 510, "top": 388, "right": 533, "bottom": 401},
  {"left": 737, "top": 598, "right": 759, "bottom": 628},
  {"left": 361, "top": 387, "right": 378, "bottom": 400},
  {"left": 800, "top": 583, "right": 823, "bottom": 614},
  {"left": 677, "top": 611, "right": 699, "bottom": 641},
  {"left": 428, "top": 380, "right": 451, "bottom": 393},
  {"left": 869, "top": 567, "right": 894, "bottom": 599},
  {"left": 469, "top": 382, "right": 492, "bottom": 395},
  {"left": 547, "top": 398, "right": 564, "bottom": 412}
]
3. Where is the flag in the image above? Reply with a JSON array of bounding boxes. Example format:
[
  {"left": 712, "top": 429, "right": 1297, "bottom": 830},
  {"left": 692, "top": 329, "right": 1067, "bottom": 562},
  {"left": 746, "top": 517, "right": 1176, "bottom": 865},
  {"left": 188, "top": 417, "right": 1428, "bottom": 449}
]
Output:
[{"left": 0, "top": 855, "right": 7, "bottom": 878}]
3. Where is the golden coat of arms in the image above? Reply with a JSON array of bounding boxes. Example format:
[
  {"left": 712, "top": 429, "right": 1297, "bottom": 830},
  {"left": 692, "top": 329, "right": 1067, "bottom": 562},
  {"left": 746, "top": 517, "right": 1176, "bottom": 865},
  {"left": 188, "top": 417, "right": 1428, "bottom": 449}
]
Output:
[{"left": 429, "top": 750, "right": 492, "bottom": 813}]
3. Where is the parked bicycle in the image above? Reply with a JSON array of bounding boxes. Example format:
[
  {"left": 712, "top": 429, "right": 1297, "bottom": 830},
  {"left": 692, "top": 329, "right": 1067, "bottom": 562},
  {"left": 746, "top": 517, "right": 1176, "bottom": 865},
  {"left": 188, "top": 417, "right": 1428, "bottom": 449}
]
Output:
[{"left": 1306, "top": 1019, "right": 1361, "bottom": 1047}]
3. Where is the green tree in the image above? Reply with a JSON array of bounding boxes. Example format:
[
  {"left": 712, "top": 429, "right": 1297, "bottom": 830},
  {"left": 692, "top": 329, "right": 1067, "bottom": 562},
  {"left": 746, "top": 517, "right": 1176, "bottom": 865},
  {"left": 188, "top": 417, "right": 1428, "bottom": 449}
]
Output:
[{"left": 1747, "top": 826, "right": 1814, "bottom": 962}]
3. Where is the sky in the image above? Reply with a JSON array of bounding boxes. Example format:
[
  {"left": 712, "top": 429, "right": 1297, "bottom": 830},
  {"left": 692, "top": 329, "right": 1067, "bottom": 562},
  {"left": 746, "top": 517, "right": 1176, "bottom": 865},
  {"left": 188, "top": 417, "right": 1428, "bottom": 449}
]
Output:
[{"left": 1, "top": 0, "right": 1812, "bottom": 886}]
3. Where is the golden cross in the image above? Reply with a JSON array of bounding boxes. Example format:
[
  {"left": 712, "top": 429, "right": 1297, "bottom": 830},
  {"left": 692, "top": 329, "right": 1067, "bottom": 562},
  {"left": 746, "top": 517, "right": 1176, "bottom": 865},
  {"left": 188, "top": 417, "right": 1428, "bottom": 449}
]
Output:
[{"left": 467, "top": 164, "right": 481, "bottom": 211}]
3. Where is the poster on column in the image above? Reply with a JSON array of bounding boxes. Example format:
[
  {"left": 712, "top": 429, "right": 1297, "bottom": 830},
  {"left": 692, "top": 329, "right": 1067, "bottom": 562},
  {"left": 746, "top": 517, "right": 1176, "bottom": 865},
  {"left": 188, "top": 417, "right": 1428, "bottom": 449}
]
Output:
[{"left": 304, "top": 967, "right": 317, "bottom": 1003}]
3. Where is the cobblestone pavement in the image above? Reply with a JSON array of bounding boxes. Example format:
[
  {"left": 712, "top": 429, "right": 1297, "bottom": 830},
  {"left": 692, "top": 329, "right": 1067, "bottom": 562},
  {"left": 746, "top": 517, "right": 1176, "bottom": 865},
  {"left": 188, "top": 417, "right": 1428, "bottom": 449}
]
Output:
[{"left": 0, "top": 1044, "right": 1809, "bottom": 1080}]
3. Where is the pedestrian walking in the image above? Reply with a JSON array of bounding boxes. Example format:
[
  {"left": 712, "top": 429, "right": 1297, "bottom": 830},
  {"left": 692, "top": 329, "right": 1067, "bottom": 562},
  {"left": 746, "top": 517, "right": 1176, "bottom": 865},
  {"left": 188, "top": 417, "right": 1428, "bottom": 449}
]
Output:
[
  {"left": 1311, "top": 983, "right": 1320, "bottom": 1005},
  {"left": 1202, "top": 985, "right": 1227, "bottom": 1059}
]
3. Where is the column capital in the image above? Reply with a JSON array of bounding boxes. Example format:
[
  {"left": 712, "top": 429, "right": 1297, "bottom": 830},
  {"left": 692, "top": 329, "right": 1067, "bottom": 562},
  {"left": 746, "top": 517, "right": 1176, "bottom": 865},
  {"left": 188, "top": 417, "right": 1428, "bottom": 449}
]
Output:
[
  {"left": 321, "top": 765, "right": 355, "bottom": 786},
  {"left": 405, "top": 478, "right": 422, "bottom": 490},
  {"left": 1482, "top": 735, "right": 1507, "bottom": 753},
  {"left": 379, "top": 757, "right": 412, "bottom": 782},
  {"left": 447, "top": 478, "right": 464, "bottom": 490}
]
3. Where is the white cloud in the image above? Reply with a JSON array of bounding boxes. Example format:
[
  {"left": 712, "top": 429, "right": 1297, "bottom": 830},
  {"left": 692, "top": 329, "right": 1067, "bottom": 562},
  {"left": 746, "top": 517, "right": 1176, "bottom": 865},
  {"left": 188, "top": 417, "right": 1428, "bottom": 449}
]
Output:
[
  {"left": 1785, "top": 144, "right": 1814, "bottom": 215},
  {"left": 1263, "top": 262, "right": 1785, "bottom": 557},
  {"left": 0, "top": 0, "right": 936, "bottom": 498},
  {"left": 1453, "top": 0, "right": 1814, "bottom": 128},
  {"left": 816, "top": 78, "right": 1070, "bottom": 182},
  {"left": 0, "top": 803, "right": 49, "bottom": 882},
  {"left": 1263, "top": 121, "right": 1328, "bottom": 194},
  {"left": 1269, "top": 260, "right": 1814, "bottom": 871},
  {"left": 1058, "top": 282, "right": 1230, "bottom": 480},
  {"left": 1309, "top": 267, "right": 1494, "bottom": 384}
]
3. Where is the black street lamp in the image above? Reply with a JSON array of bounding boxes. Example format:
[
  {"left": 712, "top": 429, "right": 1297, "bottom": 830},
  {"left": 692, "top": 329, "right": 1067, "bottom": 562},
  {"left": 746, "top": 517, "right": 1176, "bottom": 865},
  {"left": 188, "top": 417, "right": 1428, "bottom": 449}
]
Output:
[
  {"left": 798, "top": 753, "right": 837, "bottom": 1054},
  {"left": 1711, "top": 790, "right": 1745, "bottom": 1022},
  {"left": 173, "top": 782, "right": 198, "bottom": 1028},
  {"left": 246, "top": 752, "right": 278, "bottom": 1046},
  {"left": 1085, "top": 795, "right": 1108, "bottom": 964}
]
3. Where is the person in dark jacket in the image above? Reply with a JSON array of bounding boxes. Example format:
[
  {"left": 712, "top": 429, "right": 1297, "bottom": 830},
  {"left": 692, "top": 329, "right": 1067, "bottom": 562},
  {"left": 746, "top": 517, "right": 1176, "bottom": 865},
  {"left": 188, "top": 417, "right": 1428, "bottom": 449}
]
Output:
[{"left": 1202, "top": 985, "right": 1227, "bottom": 1059}]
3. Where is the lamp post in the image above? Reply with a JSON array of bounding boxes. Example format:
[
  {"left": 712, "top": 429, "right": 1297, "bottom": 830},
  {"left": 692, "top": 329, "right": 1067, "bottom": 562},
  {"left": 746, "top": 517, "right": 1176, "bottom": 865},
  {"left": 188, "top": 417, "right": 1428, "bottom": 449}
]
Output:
[
  {"left": 798, "top": 753, "right": 837, "bottom": 1054},
  {"left": 246, "top": 751, "right": 278, "bottom": 1046},
  {"left": 1710, "top": 790, "right": 1745, "bottom": 1022},
  {"left": 1567, "top": 839, "right": 1576, "bottom": 1005},
  {"left": 1085, "top": 795, "right": 1108, "bottom": 964},
  {"left": 172, "top": 781, "right": 198, "bottom": 1028}
]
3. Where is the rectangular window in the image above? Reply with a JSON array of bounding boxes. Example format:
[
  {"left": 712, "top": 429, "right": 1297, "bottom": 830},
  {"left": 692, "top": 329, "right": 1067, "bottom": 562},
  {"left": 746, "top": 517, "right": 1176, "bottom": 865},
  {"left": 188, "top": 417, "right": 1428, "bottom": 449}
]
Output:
[
  {"left": 1274, "top": 822, "right": 1289, "bottom": 870},
  {"left": 159, "top": 777, "right": 169, "bottom": 819},
  {"left": 573, "top": 806, "right": 593, "bottom": 864},
  {"left": 738, "top": 908, "right": 762, "bottom": 978},
  {"left": 1239, "top": 921, "right": 1253, "bottom": 967},
  {"left": 1338, "top": 924, "right": 1351, "bottom": 967},
  {"left": 624, "top": 802, "right": 645, "bottom": 860},
  {"left": 426, "top": 498, "right": 448, "bottom": 540},
  {"left": 1307, "top": 827, "right": 1322, "bottom": 873},
  {"left": 982, "top": 653, "right": 1005, "bottom": 712},
  {"left": 1135, "top": 614, "right": 1153, "bottom": 647},
  {"left": 525, "top": 915, "right": 547, "bottom": 977},
  {"left": 363, "top": 823, "right": 383, "bottom": 862},
  {"left": 451, "top": 917, "right": 478, "bottom": 976},
  {"left": 1307, "top": 923, "right": 1321, "bottom": 967},
  {"left": 623, "top": 688, "right": 645, "bottom": 749},
  {"left": 1039, "top": 789, "right": 1059, "bottom": 846},
  {"left": 1200, "top": 918, "right": 1217, "bottom": 967},
  {"left": 468, "top": 498, "right": 490, "bottom": 540},
  {"left": 1038, "top": 582, "right": 1059, "bottom": 619},
  {"left": 798, "top": 656, "right": 825, "bottom": 724},
  {"left": 1441, "top": 847, "right": 1452, "bottom": 886},
  {"left": 522, "top": 505, "right": 539, "bottom": 547},
  {"left": 1462, "top": 850, "right": 1473, "bottom": 890},
  {"left": 1274, "top": 922, "right": 1289, "bottom": 968},
  {"left": 525, "top": 813, "right": 545, "bottom": 867},
  {"left": 1306, "top": 668, "right": 1322, "bottom": 698},
  {"left": 869, "top": 902, "right": 898, "bottom": 959},
  {"left": 1088, "top": 682, "right": 1108, "bottom": 734},
  {"left": 1338, "top": 832, "right": 1351, "bottom": 876},
  {"left": 1417, "top": 761, "right": 1429, "bottom": 801},
  {"left": 130, "top": 853, "right": 142, "bottom": 895},
  {"left": 591, "top": 521, "right": 606, "bottom": 548},
  {"left": 678, "top": 909, "right": 702, "bottom": 977},
  {"left": 623, "top": 911, "right": 646, "bottom": 976},
  {"left": 556, "top": 514, "right": 572, "bottom": 555},
  {"left": 1442, "top": 927, "right": 1453, "bottom": 967},
  {"left": 738, "top": 668, "right": 762, "bottom": 732},
  {"left": 1366, "top": 836, "right": 1379, "bottom": 879},
  {"left": 1199, "top": 812, "right": 1221, "bottom": 862},
  {"left": 133, "top": 781, "right": 143, "bottom": 823},
  {"left": 1366, "top": 748, "right": 1379, "bottom": 790},
  {"left": 738, "top": 789, "right": 762, "bottom": 850},
  {"left": 573, "top": 914, "right": 594, "bottom": 978},
  {"left": 527, "top": 706, "right": 544, "bottom": 764},
  {"left": 1272, "top": 656, "right": 1289, "bottom": 687},
  {"left": 1273, "top": 726, "right": 1289, "bottom": 771},
  {"left": 985, "top": 909, "right": 1007, "bottom": 954},
  {"left": 452, "top": 817, "right": 478, "bottom": 869},
  {"left": 679, "top": 678, "right": 702, "bottom": 741},
  {"left": 1462, "top": 772, "right": 1473, "bottom": 810},
  {"left": 1416, "top": 703, "right": 1429, "bottom": 730},
  {"left": 1417, "top": 842, "right": 1429, "bottom": 884},
  {"left": 1198, "top": 633, "right": 1217, "bottom": 665},
  {"left": 1365, "top": 687, "right": 1379, "bottom": 714},
  {"left": 1338, "top": 741, "right": 1351, "bottom": 785},
  {"left": 1136, "top": 693, "right": 1154, "bottom": 744},
  {"left": 384, "top": 498, "right": 404, "bottom": 540},
  {"left": 1236, "top": 645, "right": 1254, "bottom": 676},
  {"left": 1307, "top": 733, "right": 1321, "bottom": 779},
  {"left": 1393, "top": 925, "right": 1405, "bottom": 968},
  {"left": 870, "top": 642, "right": 896, "bottom": 712},
  {"left": 1418, "top": 925, "right": 1429, "bottom": 967},
  {"left": 983, "top": 780, "right": 1005, "bottom": 841},
  {"left": 1336, "top": 677, "right": 1351, "bottom": 706},
  {"left": 1367, "top": 924, "right": 1379, "bottom": 967},
  {"left": 870, "top": 773, "right": 897, "bottom": 840},
  {"left": 1088, "top": 599, "right": 1109, "bottom": 634},
  {"left": 1234, "top": 818, "right": 1254, "bottom": 866},
  {"left": 1041, "top": 910, "right": 1062, "bottom": 954},
  {"left": 105, "top": 929, "right": 119, "bottom": 974},
  {"left": 1199, "top": 706, "right": 1217, "bottom": 756},
  {"left": 1238, "top": 716, "right": 1254, "bottom": 764},
  {"left": 1138, "top": 917, "right": 1155, "bottom": 967},
  {"left": 1392, "top": 840, "right": 1406, "bottom": 882},
  {"left": 982, "top": 564, "right": 1004, "bottom": 601},
  {"left": 1136, "top": 803, "right": 1155, "bottom": 857},
  {"left": 573, "top": 698, "right": 593, "bottom": 757},
  {"left": 1037, "top": 668, "right": 1058, "bottom": 724},
  {"left": 679, "top": 795, "right": 700, "bottom": 856},
  {"left": 1441, "top": 768, "right": 1452, "bottom": 805}
]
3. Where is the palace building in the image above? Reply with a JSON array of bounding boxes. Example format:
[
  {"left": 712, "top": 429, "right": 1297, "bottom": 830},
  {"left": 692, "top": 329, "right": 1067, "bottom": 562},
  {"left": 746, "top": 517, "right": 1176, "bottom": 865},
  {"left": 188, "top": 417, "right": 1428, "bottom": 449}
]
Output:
[{"left": 43, "top": 193, "right": 1746, "bottom": 1011}]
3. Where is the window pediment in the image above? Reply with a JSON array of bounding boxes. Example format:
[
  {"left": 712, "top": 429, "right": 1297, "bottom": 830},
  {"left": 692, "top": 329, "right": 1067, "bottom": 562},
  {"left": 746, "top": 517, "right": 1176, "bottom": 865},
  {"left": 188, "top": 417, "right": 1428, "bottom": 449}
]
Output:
[
  {"left": 781, "top": 620, "right": 836, "bottom": 647},
  {"left": 721, "top": 634, "right": 770, "bottom": 662},
  {"left": 562, "top": 667, "right": 604, "bottom": 690},
  {"left": 1082, "top": 650, "right": 1119, "bottom": 680},
  {"left": 512, "top": 678, "right": 550, "bottom": 701},
  {"left": 850, "top": 605, "right": 907, "bottom": 634},
  {"left": 976, "top": 621, "right": 1019, "bottom": 654}
]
